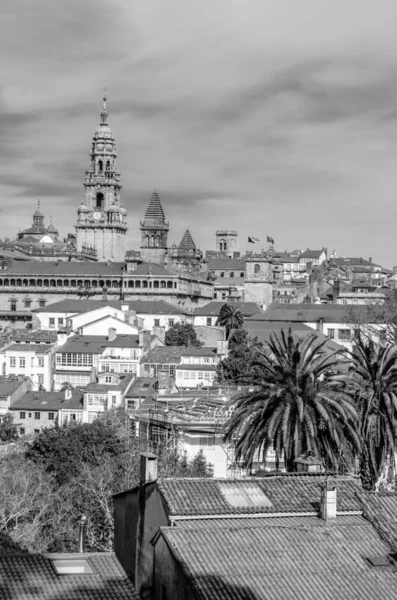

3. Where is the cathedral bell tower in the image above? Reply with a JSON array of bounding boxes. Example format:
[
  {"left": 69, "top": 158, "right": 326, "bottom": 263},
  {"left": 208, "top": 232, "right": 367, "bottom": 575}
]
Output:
[{"left": 75, "top": 91, "right": 127, "bottom": 262}]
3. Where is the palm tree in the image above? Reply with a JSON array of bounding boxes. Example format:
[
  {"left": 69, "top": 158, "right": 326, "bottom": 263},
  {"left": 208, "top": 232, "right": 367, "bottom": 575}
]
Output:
[
  {"left": 347, "top": 336, "right": 397, "bottom": 490},
  {"left": 224, "top": 329, "right": 360, "bottom": 472},
  {"left": 216, "top": 304, "right": 244, "bottom": 339}
]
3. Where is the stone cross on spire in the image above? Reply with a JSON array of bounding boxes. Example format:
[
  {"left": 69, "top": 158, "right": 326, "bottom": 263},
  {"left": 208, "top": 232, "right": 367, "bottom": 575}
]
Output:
[{"left": 101, "top": 87, "right": 108, "bottom": 125}]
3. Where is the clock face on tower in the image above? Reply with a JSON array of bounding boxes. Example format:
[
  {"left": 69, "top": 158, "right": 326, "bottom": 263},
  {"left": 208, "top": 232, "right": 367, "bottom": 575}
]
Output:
[{"left": 93, "top": 212, "right": 101, "bottom": 220}]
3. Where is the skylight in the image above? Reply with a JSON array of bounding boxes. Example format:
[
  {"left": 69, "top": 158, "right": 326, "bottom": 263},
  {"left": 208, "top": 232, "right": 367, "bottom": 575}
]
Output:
[
  {"left": 51, "top": 558, "right": 94, "bottom": 575},
  {"left": 219, "top": 483, "right": 272, "bottom": 509},
  {"left": 366, "top": 556, "right": 391, "bottom": 568}
]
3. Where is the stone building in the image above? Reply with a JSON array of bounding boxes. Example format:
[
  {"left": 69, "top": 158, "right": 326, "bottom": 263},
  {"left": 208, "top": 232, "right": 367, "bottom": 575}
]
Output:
[{"left": 75, "top": 92, "right": 127, "bottom": 262}]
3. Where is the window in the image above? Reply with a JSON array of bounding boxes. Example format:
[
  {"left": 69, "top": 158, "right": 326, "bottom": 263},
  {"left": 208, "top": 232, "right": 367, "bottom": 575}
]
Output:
[
  {"left": 168, "top": 319, "right": 174, "bottom": 327},
  {"left": 58, "top": 318, "right": 64, "bottom": 326},
  {"left": 254, "top": 264, "right": 260, "bottom": 275},
  {"left": 10, "top": 357, "right": 16, "bottom": 368},
  {"left": 183, "top": 372, "right": 189, "bottom": 379},
  {"left": 31, "top": 357, "right": 35, "bottom": 367},
  {"left": 19, "top": 428, "right": 25, "bottom": 436},
  {"left": 105, "top": 376, "right": 112, "bottom": 383},
  {"left": 19, "top": 358, "right": 25, "bottom": 368},
  {"left": 28, "top": 413, "right": 32, "bottom": 418},
  {"left": 37, "top": 357, "right": 44, "bottom": 368},
  {"left": 24, "top": 300, "right": 32, "bottom": 308},
  {"left": 240, "top": 272, "right": 244, "bottom": 277},
  {"left": 34, "top": 412, "right": 41, "bottom": 420},
  {"left": 338, "top": 329, "right": 351, "bottom": 340},
  {"left": 19, "top": 412, "right": 25, "bottom": 419},
  {"left": 49, "top": 318, "right": 55, "bottom": 327},
  {"left": 39, "top": 299, "right": 46, "bottom": 307},
  {"left": 206, "top": 317, "right": 212, "bottom": 326},
  {"left": 111, "top": 395, "right": 117, "bottom": 406},
  {"left": 38, "top": 374, "right": 44, "bottom": 385},
  {"left": 34, "top": 429, "right": 40, "bottom": 434},
  {"left": 230, "top": 272, "right": 234, "bottom": 278},
  {"left": 154, "top": 319, "right": 160, "bottom": 327},
  {"left": 48, "top": 412, "right": 54, "bottom": 420},
  {"left": 327, "top": 329, "right": 335, "bottom": 339},
  {"left": 10, "top": 303, "right": 16, "bottom": 312},
  {"left": 198, "top": 372, "right": 204, "bottom": 380}
]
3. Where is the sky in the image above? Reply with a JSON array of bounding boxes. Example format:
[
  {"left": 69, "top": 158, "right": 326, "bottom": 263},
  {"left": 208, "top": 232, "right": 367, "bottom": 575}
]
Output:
[{"left": 2, "top": 0, "right": 397, "bottom": 267}]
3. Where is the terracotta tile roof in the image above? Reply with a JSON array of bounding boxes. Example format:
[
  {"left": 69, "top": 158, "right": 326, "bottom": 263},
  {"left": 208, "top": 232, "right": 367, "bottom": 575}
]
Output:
[
  {"left": 0, "top": 552, "right": 140, "bottom": 599},
  {"left": 3, "top": 260, "right": 125, "bottom": 276},
  {"left": 194, "top": 301, "right": 263, "bottom": 317},
  {"left": 176, "top": 364, "right": 216, "bottom": 371},
  {"left": 243, "top": 321, "right": 345, "bottom": 353},
  {"left": 357, "top": 492, "right": 397, "bottom": 550},
  {"left": 207, "top": 257, "right": 246, "bottom": 270},
  {"left": 157, "top": 475, "right": 361, "bottom": 516},
  {"left": 142, "top": 346, "right": 202, "bottom": 365},
  {"left": 11, "top": 389, "right": 83, "bottom": 411},
  {"left": 3, "top": 344, "right": 54, "bottom": 353},
  {"left": 299, "top": 249, "right": 324, "bottom": 259},
  {"left": 250, "top": 302, "right": 381, "bottom": 323},
  {"left": 0, "top": 376, "right": 30, "bottom": 399},
  {"left": 84, "top": 374, "right": 134, "bottom": 393},
  {"left": 32, "top": 299, "right": 186, "bottom": 315},
  {"left": 158, "top": 516, "right": 397, "bottom": 599},
  {"left": 131, "top": 262, "right": 176, "bottom": 277},
  {"left": 11, "top": 330, "right": 58, "bottom": 342}
]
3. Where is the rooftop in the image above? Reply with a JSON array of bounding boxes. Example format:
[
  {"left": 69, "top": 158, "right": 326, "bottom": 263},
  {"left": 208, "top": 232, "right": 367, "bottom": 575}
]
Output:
[
  {"left": 11, "top": 330, "right": 58, "bottom": 343},
  {"left": 11, "top": 389, "right": 84, "bottom": 411},
  {"left": 142, "top": 346, "right": 216, "bottom": 364},
  {"left": 243, "top": 321, "right": 345, "bottom": 353},
  {"left": 299, "top": 249, "right": 325, "bottom": 259},
  {"left": 84, "top": 374, "right": 135, "bottom": 394},
  {"left": 158, "top": 515, "right": 397, "bottom": 600},
  {"left": 0, "top": 375, "right": 30, "bottom": 399},
  {"left": 157, "top": 475, "right": 361, "bottom": 516},
  {"left": 0, "top": 552, "right": 140, "bottom": 599},
  {"left": 207, "top": 257, "right": 246, "bottom": 270},
  {"left": 251, "top": 302, "right": 380, "bottom": 323},
  {"left": 2, "top": 260, "right": 125, "bottom": 276},
  {"left": 143, "top": 190, "right": 166, "bottom": 222},
  {"left": 3, "top": 343, "right": 54, "bottom": 353},
  {"left": 32, "top": 299, "right": 187, "bottom": 315},
  {"left": 194, "top": 301, "right": 263, "bottom": 317},
  {"left": 58, "top": 334, "right": 142, "bottom": 354}
]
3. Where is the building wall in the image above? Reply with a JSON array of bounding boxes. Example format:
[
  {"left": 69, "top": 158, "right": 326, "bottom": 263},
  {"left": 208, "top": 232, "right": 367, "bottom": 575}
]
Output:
[
  {"left": 243, "top": 281, "right": 273, "bottom": 306},
  {"left": 76, "top": 225, "right": 126, "bottom": 263},
  {"left": 79, "top": 318, "right": 139, "bottom": 336},
  {"left": 182, "top": 431, "right": 228, "bottom": 478},
  {"left": 153, "top": 535, "right": 196, "bottom": 600},
  {"left": 11, "top": 408, "right": 58, "bottom": 436},
  {"left": 2, "top": 348, "right": 54, "bottom": 391},
  {"left": 175, "top": 368, "right": 216, "bottom": 388},
  {"left": 137, "top": 313, "right": 185, "bottom": 332}
]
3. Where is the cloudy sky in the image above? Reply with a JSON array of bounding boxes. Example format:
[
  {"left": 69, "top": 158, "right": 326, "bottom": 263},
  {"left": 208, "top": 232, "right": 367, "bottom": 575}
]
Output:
[{"left": 2, "top": 0, "right": 397, "bottom": 266}]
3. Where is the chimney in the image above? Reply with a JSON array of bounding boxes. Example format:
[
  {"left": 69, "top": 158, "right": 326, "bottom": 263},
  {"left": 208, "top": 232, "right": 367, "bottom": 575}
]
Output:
[
  {"left": 64, "top": 388, "right": 72, "bottom": 400},
  {"left": 139, "top": 329, "right": 151, "bottom": 353},
  {"left": 102, "top": 286, "right": 108, "bottom": 302},
  {"left": 369, "top": 257, "right": 372, "bottom": 263},
  {"left": 152, "top": 326, "right": 165, "bottom": 343},
  {"left": 90, "top": 367, "right": 97, "bottom": 383},
  {"left": 332, "top": 280, "right": 340, "bottom": 303},
  {"left": 140, "top": 452, "right": 158, "bottom": 485},
  {"left": 78, "top": 514, "right": 87, "bottom": 553},
  {"left": 316, "top": 317, "right": 324, "bottom": 334},
  {"left": 108, "top": 327, "right": 117, "bottom": 342},
  {"left": 320, "top": 482, "right": 337, "bottom": 522}
]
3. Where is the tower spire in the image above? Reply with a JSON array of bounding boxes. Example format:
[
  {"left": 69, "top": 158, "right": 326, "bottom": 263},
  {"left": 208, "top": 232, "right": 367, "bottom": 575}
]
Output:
[{"left": 101, "top": 87, "right": 108, "bottom": 125}]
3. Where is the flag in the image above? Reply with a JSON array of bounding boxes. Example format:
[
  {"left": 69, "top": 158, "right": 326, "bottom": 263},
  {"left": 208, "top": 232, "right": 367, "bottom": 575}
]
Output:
[
  {"left": 267, "top": 236, "right": 275, "bottom": 244},
  {"left": 248, "top": 236, "right": 260, "bottom": 243}
]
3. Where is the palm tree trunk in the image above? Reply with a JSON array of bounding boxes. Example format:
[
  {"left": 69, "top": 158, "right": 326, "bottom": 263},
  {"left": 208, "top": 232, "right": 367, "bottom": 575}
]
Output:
[{"left": 360, "top": 446, "right": 376, "bottom": 491}]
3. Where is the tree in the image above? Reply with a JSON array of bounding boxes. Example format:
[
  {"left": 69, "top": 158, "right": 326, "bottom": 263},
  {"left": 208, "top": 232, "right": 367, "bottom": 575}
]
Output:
[
  {"left": 26, "top": 419, "right": 126, "bottom": 485},
  {"left": 344, "top": 290, "right": 397, "bottom": 345},
  {"left": 347, "top": 336, "right": 397, "bottom": 490},
  {"left": 165, "top": 323, "right": 202, "bottom": 347},
  {"left": 216, "top": 304, "right": 244, "bottom": 339},
  {"left": 0, "top": 413, "right": 18, "bottom": 443},
  {"left": 216, "top": 329, "right": 263, "bottom": 384},
  {"left": 224, "top": 329, "right": 360, "bottom": 472}
]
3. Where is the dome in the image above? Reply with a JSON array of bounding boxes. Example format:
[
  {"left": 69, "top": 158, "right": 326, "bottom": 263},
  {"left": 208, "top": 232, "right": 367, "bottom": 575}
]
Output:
[
  {"left": 39, "top": 235, "right": 54, "bottom": 244},
  {"left": 33, "top": 207, "right": 44, "bottom": 218}
]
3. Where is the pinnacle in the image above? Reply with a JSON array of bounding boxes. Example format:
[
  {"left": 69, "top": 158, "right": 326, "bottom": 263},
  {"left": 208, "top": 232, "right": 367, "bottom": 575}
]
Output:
[
  {"left": 143, "top": 190, "right": 166, "bottom": 221},
  {"left": 178, "top": 228, "right": 196, "bottom": 253}
]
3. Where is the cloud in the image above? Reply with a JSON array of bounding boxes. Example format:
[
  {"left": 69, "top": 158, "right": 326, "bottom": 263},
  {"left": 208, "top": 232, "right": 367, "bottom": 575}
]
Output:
[{"left": 2, "top": 0, "right": 397, "bottom": 265}]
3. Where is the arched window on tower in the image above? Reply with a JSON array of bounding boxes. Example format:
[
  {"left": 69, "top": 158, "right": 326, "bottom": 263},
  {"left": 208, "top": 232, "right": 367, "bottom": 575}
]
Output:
[
  {"left": 150, "top": 235, "right": 155, "bottom": 247},
  {"left": 155, "top": 236, "right": 160, "bottom": 247},
  {"left": 106, "top": 160, "right": 110, "bottom": 172},
  {"left": 96, "top": 192, "right": 104, "bottom": 209},
  {"left": 219, "top": 239, "right": 226, "bottom": 251},
  {"left": 98, "top": 160, "right": 103, "bottom": 172},
  {"left": 254, "top": 264, "right": 261, "bottom": 275},
  {"left": 145, "top": 235, "right": 149, "bottom": 247}
]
